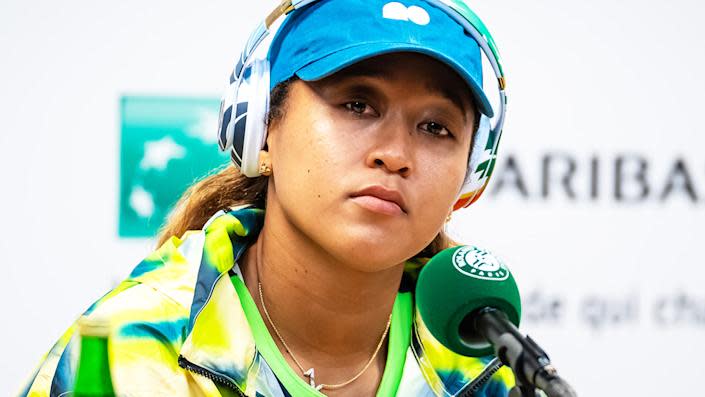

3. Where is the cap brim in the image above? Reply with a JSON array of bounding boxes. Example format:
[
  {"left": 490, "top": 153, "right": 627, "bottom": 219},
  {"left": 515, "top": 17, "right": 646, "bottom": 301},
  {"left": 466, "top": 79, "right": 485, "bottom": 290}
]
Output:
[{"left": 295, "top": 42, "right": 494, "bottom": 118}]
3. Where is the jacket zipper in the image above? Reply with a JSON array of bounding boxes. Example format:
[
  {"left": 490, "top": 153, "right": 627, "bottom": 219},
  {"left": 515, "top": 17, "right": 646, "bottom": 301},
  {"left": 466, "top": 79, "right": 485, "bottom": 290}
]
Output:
[
  {"left": 178, "top": 355, "right": 247, "bottom": 397},
  {"left": 180, "top": 352, "right": 500, "bottom": 397},
  {"left": 456, "top": 357, "right": 503, "bottom": 397}
]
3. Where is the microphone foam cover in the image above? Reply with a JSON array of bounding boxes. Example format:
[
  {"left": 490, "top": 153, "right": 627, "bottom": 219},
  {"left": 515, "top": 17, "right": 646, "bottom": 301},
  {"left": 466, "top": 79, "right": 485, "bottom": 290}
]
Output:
[{"left": 416, "top": 245, "right": 521, "bottom": 357}]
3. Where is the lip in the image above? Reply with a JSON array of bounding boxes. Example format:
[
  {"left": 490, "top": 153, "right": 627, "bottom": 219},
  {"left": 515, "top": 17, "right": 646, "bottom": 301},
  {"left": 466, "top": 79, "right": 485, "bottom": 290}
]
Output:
[{"left": 350, "top": 185, "right": 408, "bottom": 215}]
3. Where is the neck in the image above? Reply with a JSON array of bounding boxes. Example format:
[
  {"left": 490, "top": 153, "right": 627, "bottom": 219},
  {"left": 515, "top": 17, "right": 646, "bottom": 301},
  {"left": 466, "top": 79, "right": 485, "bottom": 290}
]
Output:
[{"left": 240, "top": 205, "right": 404, "bottom": 371}]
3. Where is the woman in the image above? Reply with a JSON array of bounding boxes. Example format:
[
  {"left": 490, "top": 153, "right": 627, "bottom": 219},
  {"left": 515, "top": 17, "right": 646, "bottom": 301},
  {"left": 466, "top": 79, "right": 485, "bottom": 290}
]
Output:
[{"left": 22, "top": 0, "right": 513, "bottom": 395}]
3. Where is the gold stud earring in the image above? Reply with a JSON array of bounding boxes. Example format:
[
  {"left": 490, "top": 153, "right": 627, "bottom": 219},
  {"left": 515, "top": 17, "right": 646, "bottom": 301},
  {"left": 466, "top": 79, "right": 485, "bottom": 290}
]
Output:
[
  {"left": 258, "top": 150, "right": 272, "bottom": 176},
  {"left": 445, "top": 212, "right": 453, "bottom": 223},
  {"left": 259, "top": 161, "right": 272, "bottom": 176}
]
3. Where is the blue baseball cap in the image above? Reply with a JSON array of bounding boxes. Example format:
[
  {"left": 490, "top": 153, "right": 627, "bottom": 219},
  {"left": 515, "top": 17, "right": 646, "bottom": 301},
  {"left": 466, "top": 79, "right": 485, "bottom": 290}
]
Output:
[{"left": 267, "top": 0, "right": 494, "bottom": 118}]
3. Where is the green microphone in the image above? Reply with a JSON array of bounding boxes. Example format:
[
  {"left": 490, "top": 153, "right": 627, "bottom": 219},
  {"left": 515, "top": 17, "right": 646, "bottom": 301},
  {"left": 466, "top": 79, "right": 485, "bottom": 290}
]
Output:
[
  {"left": 416, "top": 245, "right": 521, "bottom": 357},
  {"left": 417, "top": 246, "right": 577, "bottom": 397}
]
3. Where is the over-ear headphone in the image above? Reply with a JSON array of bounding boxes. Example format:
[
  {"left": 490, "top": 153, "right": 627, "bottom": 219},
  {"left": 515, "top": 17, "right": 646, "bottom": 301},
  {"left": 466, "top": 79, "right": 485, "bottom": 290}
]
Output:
[{"left": 217, "top": 0, "right": 507, "bottom": 210}]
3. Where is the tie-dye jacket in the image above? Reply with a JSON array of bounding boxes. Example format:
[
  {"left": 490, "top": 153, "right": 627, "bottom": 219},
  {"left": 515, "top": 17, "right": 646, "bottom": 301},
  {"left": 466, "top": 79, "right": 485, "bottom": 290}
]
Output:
[{"left": 21, "top": 206, "right": 514, "bottom": 396}]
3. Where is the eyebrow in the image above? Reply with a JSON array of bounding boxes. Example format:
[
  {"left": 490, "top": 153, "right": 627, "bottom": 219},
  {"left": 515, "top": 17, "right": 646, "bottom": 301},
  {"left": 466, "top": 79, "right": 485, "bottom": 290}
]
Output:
[
  {"left": 425, "top": 81, "right": 469, "bottom": 124},
  {"left": 334, "top": 65, "right": 470, "bottom": 123}
]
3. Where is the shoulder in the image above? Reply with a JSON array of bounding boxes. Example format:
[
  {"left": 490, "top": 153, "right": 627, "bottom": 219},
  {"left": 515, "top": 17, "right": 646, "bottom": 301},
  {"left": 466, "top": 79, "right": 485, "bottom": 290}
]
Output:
[
  {"left": 91, "top": 230, "right": 206, "bottom": 342},
  {"left": 411, "top": 308, "right": 515, "bottom": 397},
  {"left": 22, "top": 231, "right": 207, "bottom": 396}
]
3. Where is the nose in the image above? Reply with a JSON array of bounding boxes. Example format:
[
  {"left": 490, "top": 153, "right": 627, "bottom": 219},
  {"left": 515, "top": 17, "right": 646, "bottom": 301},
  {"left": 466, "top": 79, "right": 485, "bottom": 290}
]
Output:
[{"left": 365, "top": 118, "right": 413, "bottom": 177}]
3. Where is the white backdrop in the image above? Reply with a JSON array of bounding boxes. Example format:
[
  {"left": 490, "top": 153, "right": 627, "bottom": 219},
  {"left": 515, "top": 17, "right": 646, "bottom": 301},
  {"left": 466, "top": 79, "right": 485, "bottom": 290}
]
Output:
[{"left": 2, "top": 0, "right": 704, "bottom": 395}]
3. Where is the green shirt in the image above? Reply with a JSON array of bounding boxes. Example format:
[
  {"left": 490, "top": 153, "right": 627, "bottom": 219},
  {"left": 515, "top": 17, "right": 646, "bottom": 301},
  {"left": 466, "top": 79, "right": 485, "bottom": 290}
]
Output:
[{"left": 231, "top": 273, "right": 412, "bottom": 396}]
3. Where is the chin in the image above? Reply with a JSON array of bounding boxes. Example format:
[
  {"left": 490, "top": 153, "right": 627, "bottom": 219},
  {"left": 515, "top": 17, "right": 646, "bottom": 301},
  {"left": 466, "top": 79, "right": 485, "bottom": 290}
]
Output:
[
  {"left": 343, "top": 255, "right": 406, "bottom": 273},
  {"left": 329, "top": 233, "right": 419, "bottom": 271}
]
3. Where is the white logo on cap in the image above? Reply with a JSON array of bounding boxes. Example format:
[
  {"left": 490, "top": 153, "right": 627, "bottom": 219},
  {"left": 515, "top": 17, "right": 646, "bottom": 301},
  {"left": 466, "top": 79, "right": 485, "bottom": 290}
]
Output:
[{"left": 383, "top": 2, "right": 430, "bottom": 26}]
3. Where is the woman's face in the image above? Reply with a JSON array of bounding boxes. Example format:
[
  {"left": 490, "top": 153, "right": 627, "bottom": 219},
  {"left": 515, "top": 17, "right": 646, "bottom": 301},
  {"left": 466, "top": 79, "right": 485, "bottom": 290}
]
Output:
[{"left": 266, "top": 52, "right": 476, "bottom": 271}]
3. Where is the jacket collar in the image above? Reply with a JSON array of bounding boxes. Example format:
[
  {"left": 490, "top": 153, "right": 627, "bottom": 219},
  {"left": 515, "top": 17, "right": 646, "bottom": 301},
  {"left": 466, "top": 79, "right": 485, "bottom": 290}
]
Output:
[{"left": 178, "top": 206, "right": 264, "bottom": 392}]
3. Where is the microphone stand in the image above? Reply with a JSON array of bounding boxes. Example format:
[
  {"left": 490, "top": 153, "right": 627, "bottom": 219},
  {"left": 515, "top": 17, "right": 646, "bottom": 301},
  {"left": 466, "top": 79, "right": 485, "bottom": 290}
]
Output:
[{"left": 473, "top": 308, "right": 577, "bottom": 397}]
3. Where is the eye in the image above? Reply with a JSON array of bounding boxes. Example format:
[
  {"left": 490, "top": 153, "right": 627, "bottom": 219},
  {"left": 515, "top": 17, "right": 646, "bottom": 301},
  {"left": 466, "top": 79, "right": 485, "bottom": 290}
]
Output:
[
  {"left": 419, "top": 121, "right": 453, "bottom": 137},
  {"left": 344, "top": 101, "right": 377, "bottom": 116}
]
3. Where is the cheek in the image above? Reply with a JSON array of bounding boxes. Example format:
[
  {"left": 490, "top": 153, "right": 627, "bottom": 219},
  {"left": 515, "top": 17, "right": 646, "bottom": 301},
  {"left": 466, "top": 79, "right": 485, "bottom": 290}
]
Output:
[
  {"left": 416, "top": 154, "right": 467, "bottom": 210},
  {"left": 398, "top": 155, "right": 466, "bottom": 255},
  {"left": 271, "top": 117, "right": 348, "bottom": 210}
]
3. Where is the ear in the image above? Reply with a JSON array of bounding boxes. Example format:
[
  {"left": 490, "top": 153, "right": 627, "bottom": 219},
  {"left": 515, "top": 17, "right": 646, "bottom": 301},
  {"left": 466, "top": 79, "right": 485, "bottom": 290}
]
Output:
[{"left": 264, "top": 131, "right": 274, "bottom": 150}]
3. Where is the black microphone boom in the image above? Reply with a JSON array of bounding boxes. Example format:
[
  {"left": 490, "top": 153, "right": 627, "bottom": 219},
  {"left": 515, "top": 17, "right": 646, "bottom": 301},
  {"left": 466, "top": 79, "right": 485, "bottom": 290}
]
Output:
[{"left": 469, "top": 308, "right": 577, "bottom": 397}]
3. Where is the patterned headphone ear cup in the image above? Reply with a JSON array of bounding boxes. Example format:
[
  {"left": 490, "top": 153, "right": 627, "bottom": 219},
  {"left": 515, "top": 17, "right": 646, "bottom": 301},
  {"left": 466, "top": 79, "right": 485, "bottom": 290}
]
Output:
[
  {"left": 454, "top": 115, "right": 496, "bottom": 209},
  {"left": 227, "top": 58, "right": 271, "bottom": 177},
  {"left": 217, "top": 99, "right": 231, "bottom": 152},
  {"left": 217, "top": 61, "right": 240, "bottom": 161},
  {"left": 241, "top": 58, "right": 271, "bottom": 177}
]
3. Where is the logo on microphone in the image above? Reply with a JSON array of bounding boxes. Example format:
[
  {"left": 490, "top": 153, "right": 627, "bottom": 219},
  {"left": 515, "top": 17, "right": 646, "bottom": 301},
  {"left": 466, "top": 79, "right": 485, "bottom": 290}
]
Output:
[{"left": 452, "top": 246, "right": 509, "bottom": 281}]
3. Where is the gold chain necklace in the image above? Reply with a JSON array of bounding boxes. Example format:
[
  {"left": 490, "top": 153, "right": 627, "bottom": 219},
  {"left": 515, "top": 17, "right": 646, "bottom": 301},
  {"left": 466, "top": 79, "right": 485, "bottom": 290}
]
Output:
[{"left": 255, "top": 241, "right": 392, "bottom": 392}]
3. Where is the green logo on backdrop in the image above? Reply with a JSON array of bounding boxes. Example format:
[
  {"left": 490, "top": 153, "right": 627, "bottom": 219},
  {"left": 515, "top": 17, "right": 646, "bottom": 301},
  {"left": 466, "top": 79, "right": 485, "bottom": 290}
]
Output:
[{"left": 119, "top": 96, "right": 228, "bottom": 238}]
